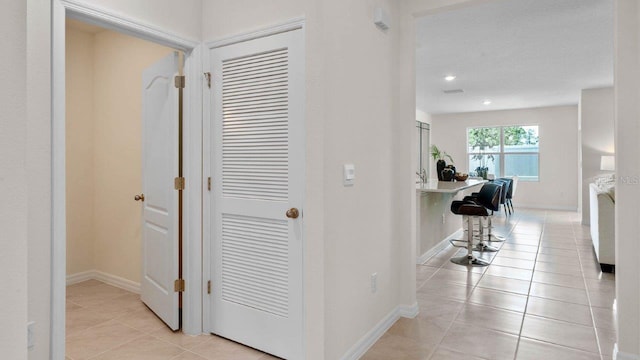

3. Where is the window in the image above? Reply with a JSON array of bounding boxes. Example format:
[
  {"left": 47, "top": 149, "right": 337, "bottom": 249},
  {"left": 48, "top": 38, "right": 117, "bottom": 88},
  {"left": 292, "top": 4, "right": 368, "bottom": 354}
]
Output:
[
  {"left": 467, "top": 125, "right": 539, "bottom": 181},
  {"left": 416, "top": 121, "right": 430, "bottom": 179}
]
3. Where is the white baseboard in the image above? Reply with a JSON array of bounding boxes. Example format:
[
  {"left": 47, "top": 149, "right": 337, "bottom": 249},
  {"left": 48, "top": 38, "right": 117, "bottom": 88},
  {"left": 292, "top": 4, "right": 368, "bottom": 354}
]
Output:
[
  {"left": 516, "top": 204, "right": 578, "bottom": 211},
  {"left": 66, "top": 270, "right": 141, "bottom": 294},
  {"left": 614, "top": 344, "right": 640, "bottom": 360},
  {"left": 417, "top": 229, "right": 462, "bottom": 264},
  {"left": 339, "top": 302, "right": 419, "bottom": 360},
  {"left": 66, "top": 270, "right": 95, "bottom": 286}
]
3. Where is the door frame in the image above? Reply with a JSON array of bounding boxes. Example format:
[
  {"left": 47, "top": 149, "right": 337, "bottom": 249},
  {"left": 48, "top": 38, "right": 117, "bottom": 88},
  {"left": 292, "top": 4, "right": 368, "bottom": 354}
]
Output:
[
  {"left": 201, "top": 16, "right": 305, "bottom": 340},
  {"left": 51, "top": 1, "right": 204, "bottom": 358}
]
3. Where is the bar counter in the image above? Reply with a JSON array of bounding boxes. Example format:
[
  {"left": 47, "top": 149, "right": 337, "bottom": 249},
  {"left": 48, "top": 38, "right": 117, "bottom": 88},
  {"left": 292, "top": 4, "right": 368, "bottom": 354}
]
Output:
[{"left": 415, "top": 179, "right": 487, "bottom": 263}]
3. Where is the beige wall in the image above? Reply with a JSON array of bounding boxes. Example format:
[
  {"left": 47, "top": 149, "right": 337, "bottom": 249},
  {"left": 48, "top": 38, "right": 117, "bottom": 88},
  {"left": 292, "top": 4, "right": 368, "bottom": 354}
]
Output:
[
  {"left": 0, "top": 0, "right": 28, "bottom": 358},
  {"left": 66, "top": 27, "right": 96, "bottom": 276},
  {"left": 579, "top": 87, "right": 615, "bottom": 225},
  {"left": 430, "top": 105, "right": 580, "bottom": 211},
  {"left": 92, "top": 31, "right": 173, "bottom": 283},
  {"left": 65, "top": 25, "right": 173, "bottom": 284}
]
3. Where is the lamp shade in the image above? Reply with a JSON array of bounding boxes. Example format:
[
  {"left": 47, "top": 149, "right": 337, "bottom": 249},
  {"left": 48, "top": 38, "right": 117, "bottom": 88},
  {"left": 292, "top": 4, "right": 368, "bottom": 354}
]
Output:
[{"left": 600, "top": 155, "right": 615, "bottom": 171}]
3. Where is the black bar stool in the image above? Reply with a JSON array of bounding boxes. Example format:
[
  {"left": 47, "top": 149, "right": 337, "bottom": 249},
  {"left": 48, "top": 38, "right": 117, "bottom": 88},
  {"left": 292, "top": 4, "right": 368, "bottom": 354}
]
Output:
[{"left": 449, "top": 183, "right": 502, "bottom": 266}]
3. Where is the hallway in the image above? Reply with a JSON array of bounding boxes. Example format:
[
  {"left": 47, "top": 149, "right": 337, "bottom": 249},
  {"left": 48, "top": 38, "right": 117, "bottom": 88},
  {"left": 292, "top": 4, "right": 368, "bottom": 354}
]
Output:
[{"left": 364, "top": 210, "right": 616, "bottom": 360}]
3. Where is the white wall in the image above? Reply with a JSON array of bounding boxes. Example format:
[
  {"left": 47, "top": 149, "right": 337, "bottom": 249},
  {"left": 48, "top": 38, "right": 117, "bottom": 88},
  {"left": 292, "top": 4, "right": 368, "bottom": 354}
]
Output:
[
  {"left": 27, "top": 0, "right": 53, "bottom": 358},
  {"left": 614, "top": 0, "right": 640, "bottom": 357},
  {"left": 0, "top": 1, "right": 28, "bottom": 358},
  {"left": 579, "top": 87, "right": 615, "bottom": 225},
  {"left": 430, "top": 105, "right": 579, "bottom": 210}
]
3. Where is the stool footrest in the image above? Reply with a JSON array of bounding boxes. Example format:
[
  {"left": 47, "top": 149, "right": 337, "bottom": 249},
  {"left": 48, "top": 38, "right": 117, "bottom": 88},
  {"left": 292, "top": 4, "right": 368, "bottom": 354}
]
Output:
[{"left": 450, "top": 255, "right": 490, "bottom": 267}]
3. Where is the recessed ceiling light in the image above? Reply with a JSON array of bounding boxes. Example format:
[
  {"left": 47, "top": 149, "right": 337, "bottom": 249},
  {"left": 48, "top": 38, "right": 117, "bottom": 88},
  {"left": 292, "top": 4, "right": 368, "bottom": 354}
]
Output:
[
  {"left": 444, "top": 75, "right": 456, "bottom": 82},
  {"left": 483, "top": 100, "right": 492, "bottom": 105}
]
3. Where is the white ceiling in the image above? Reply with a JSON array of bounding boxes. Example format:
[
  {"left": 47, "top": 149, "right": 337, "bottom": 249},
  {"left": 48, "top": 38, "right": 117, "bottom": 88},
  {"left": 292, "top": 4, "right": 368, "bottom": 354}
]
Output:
[{"left": 416, "top": 0, "right": 614, "bottom": 115}]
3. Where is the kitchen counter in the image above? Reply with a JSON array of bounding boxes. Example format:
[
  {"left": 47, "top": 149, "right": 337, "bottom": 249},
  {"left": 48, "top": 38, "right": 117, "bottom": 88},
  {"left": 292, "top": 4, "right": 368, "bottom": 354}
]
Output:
[
  {"left": 415, "top": 179, "right": 486, "bottom": 264},
  {"left": 416, "top": 179, "right": 487, "bottom": 194}
]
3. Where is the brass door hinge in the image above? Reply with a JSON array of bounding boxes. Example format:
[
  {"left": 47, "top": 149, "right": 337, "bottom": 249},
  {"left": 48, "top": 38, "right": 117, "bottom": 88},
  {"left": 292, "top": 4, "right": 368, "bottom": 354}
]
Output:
[
  {"left": 174, "top": 177, "right": 185, "bottom": 190},
  {"left": 207, "top": 280, "right": 211, "bottom": 294},
  {"left": 204, "top": 72, "right": 212, "bottom": 89},
  {"left": 174, "top": 75, "right": 185, "bottom": 89},
  {"left": 174, "top": 279, "right": 185, "bottom": 292},
  {"left": 207, "top": 177, "right": 211, "bottom": 191}
]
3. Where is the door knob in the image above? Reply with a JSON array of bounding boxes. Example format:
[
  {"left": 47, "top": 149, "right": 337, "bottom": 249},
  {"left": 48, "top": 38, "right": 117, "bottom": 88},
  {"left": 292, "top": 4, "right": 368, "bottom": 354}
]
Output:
[
  {"left": 134, "top": 194, "right": 145, "bottom": 202},
  {"left": 286, "top": 208, "right": 299, "bottom": 219}
]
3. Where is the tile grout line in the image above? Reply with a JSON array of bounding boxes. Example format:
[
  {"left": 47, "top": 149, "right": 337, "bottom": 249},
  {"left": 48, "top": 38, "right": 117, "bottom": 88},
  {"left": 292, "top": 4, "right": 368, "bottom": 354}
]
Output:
[
  {"left": 426, "top": 210, "right": 521, "bottom": 360},
  {"left": 511, "top": 210, "right": 546, "bottom": 360},
  {"left": 84, "top": 333, "right": 149, "bottom": 360},
  {"left": 573, "top": 222, "right": 607, "bottom": 360}
]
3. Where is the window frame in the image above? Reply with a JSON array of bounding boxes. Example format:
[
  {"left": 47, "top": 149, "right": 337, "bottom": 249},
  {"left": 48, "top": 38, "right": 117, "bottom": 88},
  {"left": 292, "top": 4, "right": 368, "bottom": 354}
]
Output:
[{"left": 466, "top": 125, "right": 540, "bottom": 182}]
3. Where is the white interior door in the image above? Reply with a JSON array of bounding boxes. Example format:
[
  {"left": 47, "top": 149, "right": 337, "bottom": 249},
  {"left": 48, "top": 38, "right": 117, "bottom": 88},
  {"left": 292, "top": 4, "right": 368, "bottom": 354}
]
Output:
[
  {"left": 209, "top": 29, "right": 305, "bottom": 359},
  {"left": 140, "top": 52, "right": 180, "bottom": 330}
]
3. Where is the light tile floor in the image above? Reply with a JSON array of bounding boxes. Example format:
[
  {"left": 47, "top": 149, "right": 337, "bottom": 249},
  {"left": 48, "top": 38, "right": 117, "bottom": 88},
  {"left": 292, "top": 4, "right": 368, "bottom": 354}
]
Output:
[
  {"left": 363, "top": 209, "right": 616, "bottom": 360},
  {"left": 66, "top": 280, "right": 280, "bottom": 360}
]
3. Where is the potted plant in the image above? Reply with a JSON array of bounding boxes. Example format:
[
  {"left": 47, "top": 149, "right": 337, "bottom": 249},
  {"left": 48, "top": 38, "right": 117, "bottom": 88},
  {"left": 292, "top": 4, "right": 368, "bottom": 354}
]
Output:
[
  {"left": 431, "top": 145, "right": 455, "bottom": 181},
  {"left": 473, "top": 155, "right": 493, "bottom": 180},
  {"left": 468, "top": 128, "right": 499, "bottom": 180}
]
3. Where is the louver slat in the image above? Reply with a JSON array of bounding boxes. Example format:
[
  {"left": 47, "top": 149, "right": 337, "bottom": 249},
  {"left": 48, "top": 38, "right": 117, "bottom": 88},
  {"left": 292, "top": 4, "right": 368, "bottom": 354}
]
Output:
[
  {"left": 221, "top": 214, "right": 289, "bottom": 317},
  {"left": 222, "top": 48, "right": 289, "bottom": 202}
]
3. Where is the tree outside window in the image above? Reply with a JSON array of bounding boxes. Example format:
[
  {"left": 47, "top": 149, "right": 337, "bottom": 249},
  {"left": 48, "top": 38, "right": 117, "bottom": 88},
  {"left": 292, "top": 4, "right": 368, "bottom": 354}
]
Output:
[{"left": 467, "top": 125, "right": 539, "bottom": 181}]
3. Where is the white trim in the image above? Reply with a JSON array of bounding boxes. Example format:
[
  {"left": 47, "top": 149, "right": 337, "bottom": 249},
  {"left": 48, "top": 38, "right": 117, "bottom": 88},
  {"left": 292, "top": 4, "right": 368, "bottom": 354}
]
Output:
[
  {"left": 202, "top": 45, "right": 213, "bottom": 334},
  {"left": 182, "top": 44, "right": 204, "bottom": 335},
  {"left": 65, "top": 271, "right": 94, "bottom": 286},
  {"left": 51, "top": 3, "right": 68, "bottom": 359},
  {"left": 417, "top": 229, "right": 462, "bottom": 264},
  {"left": 51, "top": 1, "right": 203, "bottom": 358},
  {"left": 515, "top": 204, "right": 579, "bottom": 211},
  {"left": 60, "top": 0, "right": 198, "bottom": 51},
  {"left": 397, "top": 302, "right": 420, "bottom": 318},
  {"left": 205, "top": 17, "right": 304, "bottom": 49},
  {"left": 339, "top": 303, "right": 420, "bottom": 360},
  {"left": 66, "top": 270, "right": 141, "bottom": 294},
  {"left": 614, "top": 343, "right": 640, "bottom": 360}
]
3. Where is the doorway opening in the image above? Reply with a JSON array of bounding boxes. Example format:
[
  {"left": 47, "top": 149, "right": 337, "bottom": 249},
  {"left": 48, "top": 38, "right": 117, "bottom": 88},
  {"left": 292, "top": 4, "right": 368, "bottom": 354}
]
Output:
[
  {"left": 51, "top": 2, "right": 206, "bottom": 357},
  {"left": 64, "top": 18, "right": 186, "bottom": 358}
]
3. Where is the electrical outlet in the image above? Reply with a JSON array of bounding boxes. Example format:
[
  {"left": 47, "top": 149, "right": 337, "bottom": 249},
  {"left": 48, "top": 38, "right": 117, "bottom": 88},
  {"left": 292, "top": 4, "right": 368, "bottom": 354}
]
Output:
[
  {"left": 371, "top": 273, "right": 378, "bottom": 293},
  {"left": 442, "top": 214, "right": 446, "bottom": 224},
  {"left": 27, "top": 321, "right": 35, "bottom": 349}
]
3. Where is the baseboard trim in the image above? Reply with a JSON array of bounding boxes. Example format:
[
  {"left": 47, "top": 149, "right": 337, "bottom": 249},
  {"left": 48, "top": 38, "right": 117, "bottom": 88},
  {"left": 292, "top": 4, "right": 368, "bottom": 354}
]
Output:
[
  {"left": 66, "top": 270, "right": 95, "bottom": 286},
  {"left": 339, "top": 302, "right": 419, "bottom": 360},
  {"left": 417, "top": 229, "right": 462, "bottom": 264},
  {"left": 515, "top": 204, "right": 578, "bottom": 211},
  {"left": 614, "top": 344, "right": 640, "bottom": 360},
  {"left": 66, "top": 270, "right": 141, "bottom": 294}
]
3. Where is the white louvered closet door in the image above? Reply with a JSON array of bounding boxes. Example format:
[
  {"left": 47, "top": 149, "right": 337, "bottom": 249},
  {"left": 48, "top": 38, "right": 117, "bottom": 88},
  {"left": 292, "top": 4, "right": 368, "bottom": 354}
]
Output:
[{"left": 209, "top": 28, "right": 304, "bottom": 360}]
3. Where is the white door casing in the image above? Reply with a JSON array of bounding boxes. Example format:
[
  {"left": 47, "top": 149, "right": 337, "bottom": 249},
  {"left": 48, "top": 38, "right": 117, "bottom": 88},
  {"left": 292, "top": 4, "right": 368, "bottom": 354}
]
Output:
[
  {"left": 140, "top": 52, "right": 181, "bottom": 330},
  {"left": 208, "top": 28, "right": 305, "bottom": 359}
]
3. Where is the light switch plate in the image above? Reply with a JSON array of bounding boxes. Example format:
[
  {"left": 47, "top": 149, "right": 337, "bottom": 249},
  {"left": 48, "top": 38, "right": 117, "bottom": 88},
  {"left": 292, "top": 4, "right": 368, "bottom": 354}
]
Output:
[{"left": 343, "top": 164, "right": 355, "bottom": 186}]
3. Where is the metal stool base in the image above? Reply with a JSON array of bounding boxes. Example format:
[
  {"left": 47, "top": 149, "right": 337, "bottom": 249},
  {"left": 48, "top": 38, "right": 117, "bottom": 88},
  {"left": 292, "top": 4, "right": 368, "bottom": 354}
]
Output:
[
  {"left": 473, "top": 243, "right": 499, "bottom": 252},
  {"left": 450, "top": 255, "right": 490, "bottom": 267},
  {"left": 485, "top": 233, "right": 506, "bottom": 242}
]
